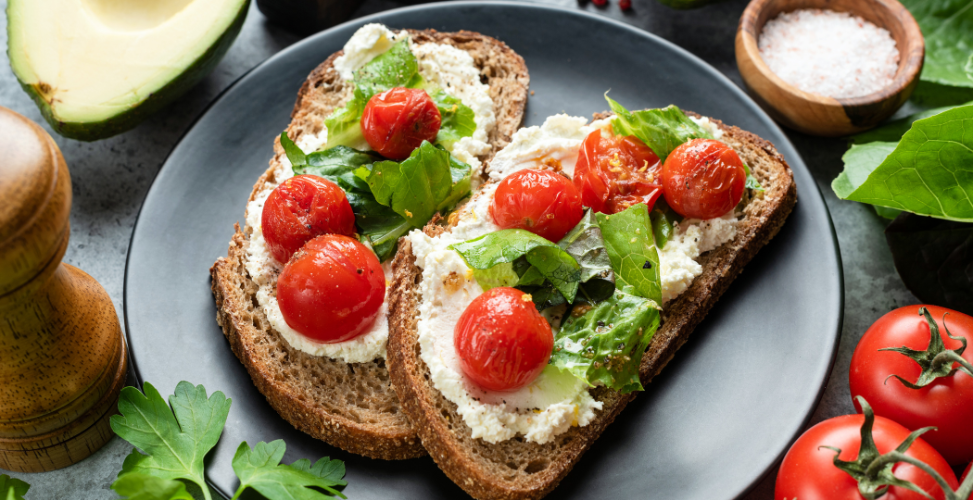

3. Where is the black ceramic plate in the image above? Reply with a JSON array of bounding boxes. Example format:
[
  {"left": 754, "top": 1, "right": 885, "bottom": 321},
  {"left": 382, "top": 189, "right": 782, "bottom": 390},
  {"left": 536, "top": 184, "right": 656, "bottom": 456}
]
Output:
[{"left": 125, "top": 3, "right": 843, "bottom": 498}]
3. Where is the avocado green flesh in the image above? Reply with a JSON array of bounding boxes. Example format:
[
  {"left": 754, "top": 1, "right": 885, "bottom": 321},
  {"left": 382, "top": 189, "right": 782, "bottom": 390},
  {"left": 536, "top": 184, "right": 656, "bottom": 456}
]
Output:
[{"left": 7, "top": 0, "right": 249, "bottom": 141}]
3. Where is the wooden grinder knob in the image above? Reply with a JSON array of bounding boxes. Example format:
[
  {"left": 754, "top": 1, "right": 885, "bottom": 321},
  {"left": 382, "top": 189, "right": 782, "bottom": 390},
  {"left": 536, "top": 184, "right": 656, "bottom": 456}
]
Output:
[{"left": 0, "top": 106, "right": 127, "bottom": 472}]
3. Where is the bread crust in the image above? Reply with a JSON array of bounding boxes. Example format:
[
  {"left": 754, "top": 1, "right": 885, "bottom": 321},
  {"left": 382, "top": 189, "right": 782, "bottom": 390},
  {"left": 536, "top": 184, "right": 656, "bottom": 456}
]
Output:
[
  {"left": 386, "top": 115, "right": 797, "bottom": 494},
  {"left": 210, "top": 29, "right": 529, "bottom": 460}
]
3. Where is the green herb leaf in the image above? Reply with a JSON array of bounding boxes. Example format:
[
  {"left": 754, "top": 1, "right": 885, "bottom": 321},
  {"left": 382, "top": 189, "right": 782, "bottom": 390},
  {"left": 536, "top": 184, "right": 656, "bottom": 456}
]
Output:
[
  {"left": 367, "top": 141, "right": 455, "bottom": 227},
  {"left": 280, "top": 132, "right": 307, "bottom": 167},
  {"left": 743, "top": 163, "right": 764, "bottom": 192},
  {"left": 551, "top": 290, "right": 660, "bottom": 393},
  {"left": 110, "top": 382, "right": 232, "bottom": 500},
  {"left": 605, "top": 93, "right": 711, "bottom": 162},
  {"left": 111, "top": 473, "right": 193, "bottom": 500},
  {"left": 232, "top": 441, "right": 346, "bottom": 500},
  {"left": 597, "top": 204, "right": 662, "bottom": 304},
  {"left": 431, "top": 90, "right": 477, "bottom": 148},
  {"left": 451, "top": 229, "right": 582, "bottom": 303},
  {"left": 832, "top": 105, "right": 973, "bottom": 222},
  {"left": 0, "top": 475, "right": 29, "bottom": 500},
  {"left": 900, "top": 0, "right": 973, "bottom": 88},
  {"left": 352, "top": 39, "right": 420, "bottom": 98}
]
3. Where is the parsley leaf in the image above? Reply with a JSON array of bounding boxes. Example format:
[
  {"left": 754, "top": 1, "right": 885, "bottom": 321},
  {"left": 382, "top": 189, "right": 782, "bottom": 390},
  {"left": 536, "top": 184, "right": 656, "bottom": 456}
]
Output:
[
  {"left": 110, "top": 382, "right": 231, "bottom": 500},
  {"left": 111, "top": 473, "right": 193, "bottom": 500},
  {"left": 0, "top": 475, "right": 29, "bottom": 500},
  {"left": 232, "top": 441, "right": 346, "bottom": 500}
]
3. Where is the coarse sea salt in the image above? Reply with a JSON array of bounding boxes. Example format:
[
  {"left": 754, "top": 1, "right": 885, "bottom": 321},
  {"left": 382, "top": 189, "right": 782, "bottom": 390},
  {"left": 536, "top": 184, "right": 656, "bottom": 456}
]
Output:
[{"left": 758, "top": 9, "right": 899, "bottom": 99}]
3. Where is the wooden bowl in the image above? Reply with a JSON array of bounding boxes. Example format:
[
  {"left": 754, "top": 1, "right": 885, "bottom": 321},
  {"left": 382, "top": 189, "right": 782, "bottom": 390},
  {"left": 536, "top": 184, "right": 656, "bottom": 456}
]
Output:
[{"left": 736, "top": 0, "right": 924, "bottom": 137}]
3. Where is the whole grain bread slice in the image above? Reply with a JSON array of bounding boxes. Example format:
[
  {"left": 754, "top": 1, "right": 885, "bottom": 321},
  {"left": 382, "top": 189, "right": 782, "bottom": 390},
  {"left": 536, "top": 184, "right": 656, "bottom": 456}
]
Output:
[
  {"left": 386, "top": 113, "right": 797, "bottom": 494},
  {"left": 210, "top": 29, "right": 529, "bottom": 460}
]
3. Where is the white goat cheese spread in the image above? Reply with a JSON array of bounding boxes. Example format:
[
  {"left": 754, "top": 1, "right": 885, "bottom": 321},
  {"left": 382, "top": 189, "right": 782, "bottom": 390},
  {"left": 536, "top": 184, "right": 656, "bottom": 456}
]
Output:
[
  {"left": 408, "top": 114, "right": 741, "bottom": 443},
  {"left": 242, "top": 23, "right": 497, "bottom": 362}
]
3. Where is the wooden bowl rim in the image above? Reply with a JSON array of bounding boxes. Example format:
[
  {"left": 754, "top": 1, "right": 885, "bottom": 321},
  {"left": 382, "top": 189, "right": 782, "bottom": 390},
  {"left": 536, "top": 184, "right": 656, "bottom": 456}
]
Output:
[{"left": 737, "top": 0, "right": 924, "bottom": 108}]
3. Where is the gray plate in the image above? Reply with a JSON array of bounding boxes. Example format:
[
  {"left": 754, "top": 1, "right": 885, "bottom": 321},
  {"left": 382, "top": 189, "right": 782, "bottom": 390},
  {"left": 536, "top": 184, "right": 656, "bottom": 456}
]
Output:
[{"left": 124, "top": 2, "right": 843, "bottom": 498}]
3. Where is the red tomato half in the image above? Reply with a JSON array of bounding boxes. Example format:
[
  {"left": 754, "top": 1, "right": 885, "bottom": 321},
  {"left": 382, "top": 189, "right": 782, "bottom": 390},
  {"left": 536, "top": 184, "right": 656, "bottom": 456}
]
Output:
[
  {"left": 454, "top": 287, "right": 553, "bottom": 392},
  {"left": 850, "top": 305, "right": 973, "bottom": 466},
  {"left": 361, "top": 87, "right": 441, "bottom": 160},
  {"left": 573, "top": 129, "right": 662, "bottom": 214},
  {"left": 262, "top": 175, "right": 356, "bottom": 263},
  {"left": 661, "top": 138, "right": 745, "bottom": 219},
  {"left": 776, "top": 413, "right": 959, "bottom": 500},
  {"left": 490, "top": 169, "right": 584, "bottom": 242},
  {"left": 277, "top": 234, "right": 385, "bottom": 343}
]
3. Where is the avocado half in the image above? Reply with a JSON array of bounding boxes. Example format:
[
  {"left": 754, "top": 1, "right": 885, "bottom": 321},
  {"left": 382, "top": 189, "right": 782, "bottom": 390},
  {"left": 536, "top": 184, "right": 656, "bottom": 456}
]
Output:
[{"left": 7, "top": 0, "right": 250, "bottom": 141}]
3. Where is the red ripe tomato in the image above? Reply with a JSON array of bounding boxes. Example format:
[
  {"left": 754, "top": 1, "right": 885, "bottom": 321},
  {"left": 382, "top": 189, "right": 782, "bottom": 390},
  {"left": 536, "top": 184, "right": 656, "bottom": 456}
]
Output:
[
  {"left": 850, "top": 305, "right": 973, "bottom": 466},
  {"left": 454, "top": 287, "right": 554, "bottom": 392},
  {"left": 361, "top": 87, "right": 441, "bottom": 160},
  {"left": 490, "top": 169, "right": 584, "bottom": 242},
  {"left": 262, "top": 175, "right": 356, "bottom": 263},
  {"left": 776, "top": 413, "right": 959, "bottom": 500},
  {"left": 277, "top": 234, "right": 385, "bottom": 343},
  {"left": 574, "top": 129, "right": 662, "bottom": 214},
  {"left": 661, "top": 138, "right": 746, "bottom": 219}
]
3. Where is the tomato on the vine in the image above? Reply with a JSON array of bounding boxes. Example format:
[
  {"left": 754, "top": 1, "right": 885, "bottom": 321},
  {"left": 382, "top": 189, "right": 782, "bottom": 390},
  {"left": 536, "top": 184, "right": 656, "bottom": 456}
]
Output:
[
  {"left": 850, "top": 305, "right": 973, "bottom": 466},
  {"left": 361, "top": 87, "right": 441, "bottom": 160},
  {"left": 661, "top": 138, "right": 746, "bottom": 220},
  {"left": 277, "top": 234, "right": 385, "bottom": 343},
  {"left": 262, "top": 175, "right": 356, "bottom": 263},
  {"left": 776, "top": 412, "right": 959, "bottom": 500},
  {"left": 454, "top": 287, "right": 553, "bottom": 392},
  {"left": 573, "top": 129, "right": 662, "bottom": 214},
  {"left": 490, "top": 169, "right": 583, "bottom": 242}
]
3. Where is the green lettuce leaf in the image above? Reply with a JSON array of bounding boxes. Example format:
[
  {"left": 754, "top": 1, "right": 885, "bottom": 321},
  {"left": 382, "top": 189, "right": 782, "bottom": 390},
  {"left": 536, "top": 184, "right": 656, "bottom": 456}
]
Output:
[
  {"left": 851, "top": 102, "right": 973, "bottom": 145},
  {"left": 743, "top": 163, "right": 764, "bottom": 192},
  {"left": 605, "top": 94, "right": 711, "bottom": 162},
  {"left": 0, "top": 475, "right": 29, "bottom": 500},
  {"left": 900, "top": 0, "right": 973, "bottom": 88},
  {"left": 111, "top": 473, "right": 193, "bottom": 500},
  {"left": 596, "top": 204, "right": 662, "bottom": 304},
  {"left": 352, "top": 39, "right": 421, "bottom": 98},
  {"left": 450, "top": 229, "right": 582, "bottom": 302},
  {"left": 431, "top": 90, "right": 477, "bottom": 149},
  {"left": 110, "top": 382, "right": 232, "bottom": 500},
  {"left": 280, "top": 131, "right": 307, "bottom": 166},
  {"left": 232, "top": 441, "right": 346, "bottom": 500},
  {"left": 365, "top": 141, "right": 466, "bottom": 227},
  {"left": 324, "top": 96, "right": 367, "bottom": 150},
  {"left": 832, "top": 105, "right": 973, "bottom": 222},
  {"left": 551, "top": 290, "right": 660, "bottom": 393}
]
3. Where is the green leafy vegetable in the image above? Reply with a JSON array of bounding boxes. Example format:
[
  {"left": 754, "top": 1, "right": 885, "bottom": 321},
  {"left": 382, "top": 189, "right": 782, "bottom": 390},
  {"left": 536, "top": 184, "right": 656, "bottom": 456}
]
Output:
[
  {"left": 833, "top": 141, "right": 898, "bottom": 198},
  {"left": 111, "top": 473, "right": 193, "bottom": 500},
  {"left": 352, "top": 39, "right": 422, "bottom": 98},
  {"left": 596, "top": 204, "right": 662, "bottom": 304},
  {"left": 0, "top": 475, "right": 29, "bottom": 500},
  {"left": 451, "top": 229, "right": 582, "bottom": 302},
  {"left": 900, "top": 0, "right": 973, "bottom": 88},
  {"left": 431, "top": 90, "right": 478, "bottom": 149},
  {"left": 743, "top": 163, "right": 764, "bottom": 192},
  {"left": 851, "top": 102, "right": 973, "bottom": 145},
  {"left": 551, "top": 290, "right": 660, "bottom": 393},
  {"left": 324, "top": 97, "right": 366, "bottom": 150},
  {"left": 280, "top": 132, "right": 307, "bottom": 166},
  {"left": 605, "top": 93, "right": 710, "bottom": 162},
  {"left": 232, "top": 441, "right": 346, "bottom": 500},
  {"left": 649, "top": 199, "right": 682, "bottom": 249},
  {"left": 832, "top": 105, "right": 973, "bottom": 222},
  {"left": 111, "top": 382, "right": 231, "bottom": 500}
]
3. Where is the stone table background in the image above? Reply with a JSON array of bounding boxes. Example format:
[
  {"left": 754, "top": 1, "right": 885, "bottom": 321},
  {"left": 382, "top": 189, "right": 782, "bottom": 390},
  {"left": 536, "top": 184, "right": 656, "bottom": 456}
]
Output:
[{"left": 0, "top": 0, "right": 919, "bottom": 497}]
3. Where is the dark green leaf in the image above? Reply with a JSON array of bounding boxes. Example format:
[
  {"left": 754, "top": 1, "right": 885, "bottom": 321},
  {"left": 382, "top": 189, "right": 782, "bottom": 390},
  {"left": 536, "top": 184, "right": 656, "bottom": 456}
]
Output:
[
  {"left": 900, "top": 0, "right": 973, "bottom": 88},
  {"left": 605, "top": 94, "right": 711, "bottom": 161},
  {"left": 851, "top": 102, "right": 973, "bottom": 145},
  {"left": 911, "top": 80, "right": 973, "bottom": 108},
  {"left": 558, "top": 210, "right": 614, "bottom": 284},
  {"left": 296, "top": 146, "right": 381, "bottom": 192},
  {"left": 596, "top": 204, "right": 662, "bottom": 304},
  {"left": 438, "top": 153, "right": 473, "bottom": 213},
  {"left": 451, "top": 229, "right": 582, "bottom": 302},
  {"left": 520, "top": 282, "right": 568, "bottom": 310},
  {"left": 111, "top": 473, "right": 193, "bottom": 500},
  {"left": 110, "top": 382, "right": 231, "bottom": 500},
  {"left": 886, "top": 212, "right": 973, "bottom": 315},
  {"left": 551, "top": 290, "right": 660, "bottom": 393},
  {"left": 649, "top": 199, "right": 682, "bottom": 249},
  {"left": 232, "top": 441, "right": 346, "bottom": 500},
  {"left": 0, "top": 475, "right": 29, "bottom": 500},
  {"left": 431, "top": 90, "right": 477, "bottom": 148},
  {"left": 874, "top": 206, "right": 904, "bottom": 220},
  {"left": 367, "top": 141, "right": 455, "bottom": 227},
  {"left": 280, "top": 132, "right": 306, "bottom": 167},
  {"left": 352, "top": 39, "right": 419, "bottom": 99}
]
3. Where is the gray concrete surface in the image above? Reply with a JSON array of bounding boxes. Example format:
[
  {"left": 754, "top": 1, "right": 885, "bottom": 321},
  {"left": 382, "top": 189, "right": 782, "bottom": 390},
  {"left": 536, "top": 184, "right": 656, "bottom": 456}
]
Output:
[{"left": 0, "top": 0, "right": 922, "bottom": 498}]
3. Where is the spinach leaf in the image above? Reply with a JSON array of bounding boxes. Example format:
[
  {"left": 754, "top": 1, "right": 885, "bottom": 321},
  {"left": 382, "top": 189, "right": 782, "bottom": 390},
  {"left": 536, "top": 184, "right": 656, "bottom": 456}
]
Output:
[
  {"left": 551, "top": 290, "right": 660, "bottom": 393},
  {"left": 366, "top": 141, "right": 460, "bottom": 227},
  {"left": 832, "top": 105, "right": 973, "bottom": 222},
  {"left": 111, "top": 473, "right": 193, "bottom": 500},
  {"left": 352, "top": 39, "right": 421, "bottom": 98},
  {"left": 596, "top": 204, "right": 662, "bottom": 304},
  {"left": 280, "top": 131, "right": 306, "bottom": 166},
  {"left": 450, "top": 229, "right": 582, "bottom": 302},
  {"left": 232, "top": 441, "right": 346, "bottom": 499},
  {"left": 886, "top": 212, "right": 973, "bottom": 316},
  {"left": 558, "top": 210, "right": 614, "bottom": 284},
  {"left": 650, "top": 199, "right": 682, "bottom": 249},
  {"left": 431, "top": 90, "right": 477, "bottom": 149},
  {"left": 605, "top": 94, "right": 711, "bottom": 162},
  {"left": 900, "top": 0, "right": 973, "bottom": 88},
  {"left": 833, "top": 142, "right": 898, "bottom": 197},
  {"left": 0, "top": 475, "right": 29, "bottom": 500},
  {"left": 851, "top": 102, "right": 973, "bottom": 145}
]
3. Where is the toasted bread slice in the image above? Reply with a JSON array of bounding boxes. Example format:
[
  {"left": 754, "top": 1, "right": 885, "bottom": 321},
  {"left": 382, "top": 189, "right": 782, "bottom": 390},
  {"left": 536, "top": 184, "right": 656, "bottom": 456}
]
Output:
[
  {"left": 210, "top": 29, "right": 529, "bottom": 460},
  {"left": 386, "top": 114, "right": 797, "bottom": 494}
]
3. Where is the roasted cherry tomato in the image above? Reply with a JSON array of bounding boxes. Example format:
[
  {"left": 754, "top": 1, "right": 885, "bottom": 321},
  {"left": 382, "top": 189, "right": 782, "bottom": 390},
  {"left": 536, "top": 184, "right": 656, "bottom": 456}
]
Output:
[
  {"left": 661, "top": 138, "right": 746, "bottom": 219},
  {"left": 262, "top": 175, "right": 356, "bottom": 263},
  {"left": 850, "top": 305, "right": 973, "bottom": 466},
  {"left": 277, "top": 234, "right": 385, "bottom": 343},
  {"left": 490, "top": 169, "right": 584, "bottom": 242},
  {"left": 776, "top": 413, "right": 958, "bottom": 500},
  {"left": 454, "top": 287, "right": 554, "bottom": 392},
  {"left": 361, "top": 87, "right": 441, "bottom": 160},
  {"left": 573, "top": 129, "right": 662, "bottom": 214}
]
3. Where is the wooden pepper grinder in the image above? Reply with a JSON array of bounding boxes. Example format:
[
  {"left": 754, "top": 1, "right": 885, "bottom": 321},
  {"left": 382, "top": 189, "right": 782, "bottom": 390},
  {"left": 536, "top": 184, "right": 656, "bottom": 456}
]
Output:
[{"left": 0, "top": 107, "right": 128, "bottom": 472}]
